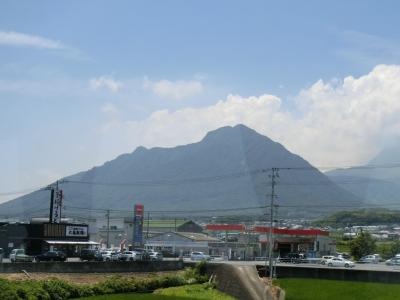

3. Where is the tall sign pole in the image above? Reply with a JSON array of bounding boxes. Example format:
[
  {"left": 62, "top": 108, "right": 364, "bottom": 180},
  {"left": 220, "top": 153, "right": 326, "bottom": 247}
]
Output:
[{"left": 133, "top": 204, "right": 144, "bottom": 248}]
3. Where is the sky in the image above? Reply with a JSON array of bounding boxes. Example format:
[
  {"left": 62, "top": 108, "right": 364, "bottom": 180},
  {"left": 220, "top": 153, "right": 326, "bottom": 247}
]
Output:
[{"left": 1, "top": 0, "right": 400, "bottom": 203}]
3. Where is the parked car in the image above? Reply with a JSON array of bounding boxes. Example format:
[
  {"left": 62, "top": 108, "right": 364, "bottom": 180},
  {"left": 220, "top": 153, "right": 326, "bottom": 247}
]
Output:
[
  {"left": 385, "top": 257, "right": 400, "bottom": 266},
  {"left": 101, "top": 250, "right": 113, "bottom": 261},
  {"left": 279, "top": 253, "right": 304, "bottom": 264},
  {"left": 119, "top": 251, "right": 142, "bottom": 261},
  {"left": 326, "top": 257, "right": 355, "bottom": 268},
  {"left": 149, "top": 251, "right": 163, "bottom": 261},
  {"left": 79, "top": 249, "right": 103, "bottom": 261},
  {"left": 0, "top": 248, "right": 3, "bottom": 263},
  {"left": 337, "top": 252, "right": 351, "bottom": 260},
  {"left": 36, "top": 251, "right": 67, "bottom": 262},
  {"left": 190, "top": 251, "right": 211, "bottom": 261},
  {"left": 110, "top": 251, "right": 121, "bottom": 261},
  {"left": 357, "top": 254, "right": 380, "bottom": 264},
  {"left": 320, "top": 255, "right": 335, "bottom": 265},
  {"left": 131, "top": 248, "right": 150, "bottom": 261},
  {"left": 10, "top": 249, "right": 34, "bottom": 263}
]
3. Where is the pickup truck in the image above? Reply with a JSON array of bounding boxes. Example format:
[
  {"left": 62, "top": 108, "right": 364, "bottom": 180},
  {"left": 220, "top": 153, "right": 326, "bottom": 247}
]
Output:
[{"left": 10, "top": 249, "right": 34, "bottom": 263}]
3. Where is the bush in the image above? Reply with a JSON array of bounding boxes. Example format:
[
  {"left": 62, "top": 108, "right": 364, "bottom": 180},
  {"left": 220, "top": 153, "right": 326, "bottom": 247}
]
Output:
[
  {"left": 92, "top": 276, "right": 136, "bottom": 295},
  {"left": 183, "top": 261, "right": 209, "bottom": 284},
  {"left": 0, "top": 270, "right": 208, "bottom": 299},
  {"left": 42, "top": 278, "right": 82, "bottom": 300}
]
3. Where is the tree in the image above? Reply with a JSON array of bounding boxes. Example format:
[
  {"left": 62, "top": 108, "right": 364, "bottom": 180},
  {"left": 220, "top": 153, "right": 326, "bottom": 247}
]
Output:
[
  {"left": 390, "top": 240, "right": 400, "bottom": 257},
  {"left": 349, "top": 231, "right": 376, "bottom": 260}
]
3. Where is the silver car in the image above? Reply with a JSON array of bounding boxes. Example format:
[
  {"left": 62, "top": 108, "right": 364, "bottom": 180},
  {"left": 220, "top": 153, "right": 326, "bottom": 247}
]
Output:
[
  {"left": 119, "top": 251, "right": 141, "bottom": 261},
  {"left": 385, "top": 257, "right": 400, "bottom": 266},
  {"left": 190, "top": 251, "right": 211, "bottom": 261}
]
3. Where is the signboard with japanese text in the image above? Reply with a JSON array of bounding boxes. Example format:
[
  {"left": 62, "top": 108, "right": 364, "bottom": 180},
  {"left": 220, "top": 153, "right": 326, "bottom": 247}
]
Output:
[
  {"left": 66, "top": 225, "right": 88, "bottom": 237},
  {"left": 133, "top": 204, "right": 144, "bottom": 246}
]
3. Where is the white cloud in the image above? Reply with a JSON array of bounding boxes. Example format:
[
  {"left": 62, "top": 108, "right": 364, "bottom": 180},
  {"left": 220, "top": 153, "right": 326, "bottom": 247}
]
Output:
[
  {"left": 143, "top": 77, "right": 203, "bottom": 100},
  {"left": 90, "top": 76, "right": 123, "bottom": 93},
  {"left": 0, "top": 30, "right": 64, "bottom": 49},
  {"left": 102, "top": 65, "right": 400, "bottom": 168},
  {"left": 101, "top": 102, "right": 119, "bottom": 114}
]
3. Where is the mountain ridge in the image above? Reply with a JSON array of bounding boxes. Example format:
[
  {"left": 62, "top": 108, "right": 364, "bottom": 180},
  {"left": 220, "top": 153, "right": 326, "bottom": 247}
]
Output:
[{"left": 0, "top": 124, "right": 362, "bottom": 218}]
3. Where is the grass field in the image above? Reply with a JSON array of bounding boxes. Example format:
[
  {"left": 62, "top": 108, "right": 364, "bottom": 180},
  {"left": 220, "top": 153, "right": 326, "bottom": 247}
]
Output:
[
  {"left": 75, "top": 284, "right": 235, "bottom": 300},
  {"left": 275, "top": 278, "right": 400, "bottom": 300}
]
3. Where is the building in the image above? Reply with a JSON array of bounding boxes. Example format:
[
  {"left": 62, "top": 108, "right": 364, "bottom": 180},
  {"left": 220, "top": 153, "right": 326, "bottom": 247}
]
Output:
[
  {"left": 254, "top": 227, "right": 335, "bottom": 257},
  {"left": 145, "top": 231, "right": 221, "bottom": 256},
  {"left": 206, "top": 224, "right": 258, "bottom": 260},
  {"left": 206, "top": 224, "right": 335, "bottom": 258},
  {"left": 0, "top": 222, "right": 98, "bottom": 256},
  {"left": 89, "top": 217, "right": 203, "bottom": 249}
]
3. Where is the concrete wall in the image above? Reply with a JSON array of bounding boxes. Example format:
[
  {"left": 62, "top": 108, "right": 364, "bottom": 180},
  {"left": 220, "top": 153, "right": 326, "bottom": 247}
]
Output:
[
  {"left": 206, "top": 263, "right": 281, "bottom": 300},
  {"left": 273, "top": 265, "right": 400, "bottom": 284},
  {"left": 0, "top": 260, "right": 184, "bottom": 273}
]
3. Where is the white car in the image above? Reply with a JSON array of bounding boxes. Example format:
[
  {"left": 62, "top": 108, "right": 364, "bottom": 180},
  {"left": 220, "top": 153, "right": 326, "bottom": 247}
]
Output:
[
  {"left": 358, "top": 254, "right": 379, "bottom": 264},
  {"left": 119, "top": 251, "right": 141, "bottom": 261},
  {"left": 149, "top": 251, "right": 163, "bottom": 261},
  {"left": 10, "top": 249, "right": 34, "bottom": 263},
  {"left": 110, "top": 251, "right": 121, "bottom": 261},
  {"left": 101, "top": 250, "right": 113, "bottom": 261},
  {"left": 385, "top": 257, "right": 400, "bottom": 266},
  {"left": 190, "top": 251, "right": 211, "bottom": 261},
  {"left": 326, "top": 257, "right": 355, "bottom": 268},
  {"left": 320, "top": 255, "right": 335, "bottom": 265}
]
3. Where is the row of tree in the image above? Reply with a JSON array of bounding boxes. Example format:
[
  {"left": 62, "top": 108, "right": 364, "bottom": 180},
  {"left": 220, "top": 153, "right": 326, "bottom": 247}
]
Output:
[{"left": 349, "top": 232, "right": 400, "bottom": 260}]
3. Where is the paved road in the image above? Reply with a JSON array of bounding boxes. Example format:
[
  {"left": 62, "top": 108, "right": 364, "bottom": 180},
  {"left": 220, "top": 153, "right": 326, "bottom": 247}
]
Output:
[
  {"left": 2, "top": 256, "right": 400, "bottom": 273},
  {"left": 204, "top": 259, "right": 400, "bottom": 272}
]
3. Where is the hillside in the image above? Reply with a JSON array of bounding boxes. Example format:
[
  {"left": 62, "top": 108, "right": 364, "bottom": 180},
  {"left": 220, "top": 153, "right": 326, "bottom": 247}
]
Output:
[
  {"left": 0, "top": 124, "right": 362, "bottom": 218},
  {"left": 326, "top": 141, "right": 400, "bottom": 205},
  {"left": 313, "top": 208, "right": 400, "bottom": 227}
]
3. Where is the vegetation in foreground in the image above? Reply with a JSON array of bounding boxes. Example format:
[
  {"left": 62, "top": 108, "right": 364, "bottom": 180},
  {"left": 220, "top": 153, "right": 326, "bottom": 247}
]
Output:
[
  {"left": 76, "top": 283, "right": 235, "bottom": 300},
  {"left": 275, "top": 278, "right": 400, "bottom": 300},
  {"left": 0, "top": 262, "right": 209, "bottom": 300}
]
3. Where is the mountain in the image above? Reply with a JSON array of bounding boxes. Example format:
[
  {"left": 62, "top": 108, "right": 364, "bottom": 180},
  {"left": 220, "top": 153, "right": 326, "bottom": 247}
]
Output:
[
  {"left": 0, "top": 124, "right": 362, "bottom": 219},
  {"left": 326, "top": 142, "right": 400, "bottom": 206}
]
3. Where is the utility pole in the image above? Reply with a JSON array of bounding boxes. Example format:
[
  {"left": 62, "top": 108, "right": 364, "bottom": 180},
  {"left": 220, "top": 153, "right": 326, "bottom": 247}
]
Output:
[
  {"left": 266, "top": 167, "right": 278, "bottom": 280},
  {"left": 106, "top": 210, "right": 110, "bottom": 249},
  {"left": 146, "top": 211, "right": 150, "bottom": 239},
  {"left": 49, "top": 188, "right": 55, "bottom": 223}
]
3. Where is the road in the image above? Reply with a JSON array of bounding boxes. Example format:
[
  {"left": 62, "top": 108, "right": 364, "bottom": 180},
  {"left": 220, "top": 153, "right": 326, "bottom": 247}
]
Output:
[
  {"left": 206, "top": 259, "right": 400, "bottom": 272},
  {"left": 2, "top": 257, "right": 400, "bottom": 273}
]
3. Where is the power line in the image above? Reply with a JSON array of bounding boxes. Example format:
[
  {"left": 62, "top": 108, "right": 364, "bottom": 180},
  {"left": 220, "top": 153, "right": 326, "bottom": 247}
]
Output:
[{"left": 2, "top": 162, "right": 400, "bottom": 195}]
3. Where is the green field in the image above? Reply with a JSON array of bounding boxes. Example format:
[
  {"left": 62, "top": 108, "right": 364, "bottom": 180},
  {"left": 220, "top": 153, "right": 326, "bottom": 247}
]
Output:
[
  {"left": 75, "top": 284, "right": 235, "bottom": 300},
  {"left": 276, "top": 278, "right": 400, "bottom": 300}
]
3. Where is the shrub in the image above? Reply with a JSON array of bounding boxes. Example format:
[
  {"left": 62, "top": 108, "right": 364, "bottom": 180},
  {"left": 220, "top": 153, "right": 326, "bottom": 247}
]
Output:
[
  {"left": 183, "top": 261, "right": 209, "bottom": 284},
  {"left": 0, "top": 270, "right": 207, "bottom": 299},
  {"left": 92, "top": 276, "right": 136, "bottom": 295},
  {"left": 42, "top": 279, "right": 80, "bottom": 300}
]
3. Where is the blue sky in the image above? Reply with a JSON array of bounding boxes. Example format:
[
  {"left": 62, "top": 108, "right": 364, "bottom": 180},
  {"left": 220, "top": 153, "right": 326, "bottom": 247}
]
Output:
[{"left": 1, "top": 1, "right": 400, "bottom": 202}]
